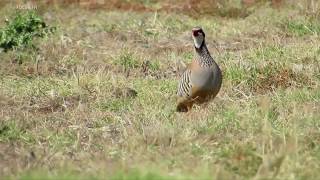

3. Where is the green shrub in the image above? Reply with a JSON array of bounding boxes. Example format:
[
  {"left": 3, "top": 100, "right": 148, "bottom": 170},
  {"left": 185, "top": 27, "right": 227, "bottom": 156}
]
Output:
[
  {"left": 0, "top": 10, "right": 54, "bottom": 52},
  {"left": 116, "top": 50, "right": 140, "bottom": 71}
]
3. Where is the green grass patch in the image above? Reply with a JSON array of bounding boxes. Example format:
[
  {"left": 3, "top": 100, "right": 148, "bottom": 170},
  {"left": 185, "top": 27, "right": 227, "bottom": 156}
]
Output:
[
  {"left": 252, "top": 45, "right": 285, "bottom": 61},
  {"left": 115, "top": 50, "right": 140, "bottom": 71},
  {"left": 282, "top": 18, "right": 320, "bottom": 36},
  {"left": 16, "top": 168, "right": 191, "bottom": 180},
  {"left": 17, "top": 170, "right": 99, "bottom": 180},
  {"left": 111, "top": 169, "right": 182, "bottom": 180},
  {"left": 99, "top": 98, "right": 134, "bottom": 112},
  {"left": 0, "top": 120, "right": 35, "bottom": 143}
]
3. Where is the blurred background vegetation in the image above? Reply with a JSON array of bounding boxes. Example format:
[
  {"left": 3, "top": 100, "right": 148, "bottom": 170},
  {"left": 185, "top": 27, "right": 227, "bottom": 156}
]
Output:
[{"left": 0, "top": 0, "right": 320, "bottom": 179}]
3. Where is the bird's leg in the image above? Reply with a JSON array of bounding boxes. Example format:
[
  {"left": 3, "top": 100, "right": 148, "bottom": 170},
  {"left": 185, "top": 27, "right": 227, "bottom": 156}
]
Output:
[
  {"left": 191, "top": 96, "right": 200, "bottom": 101},
  {"left": 187, "top": 102, "right": 193, "bottom": 112}
]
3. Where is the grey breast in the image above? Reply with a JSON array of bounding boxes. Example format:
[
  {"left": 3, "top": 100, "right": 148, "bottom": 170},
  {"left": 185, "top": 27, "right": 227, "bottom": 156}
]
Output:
[{"left": 191, "top": 64, "right": 221, "bottom": 91}]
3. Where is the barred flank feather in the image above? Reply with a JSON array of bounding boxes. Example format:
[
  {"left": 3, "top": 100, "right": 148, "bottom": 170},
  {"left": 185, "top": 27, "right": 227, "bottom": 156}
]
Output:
[{"left": 177, "top": 69, "right": 192, "bottom": 97}]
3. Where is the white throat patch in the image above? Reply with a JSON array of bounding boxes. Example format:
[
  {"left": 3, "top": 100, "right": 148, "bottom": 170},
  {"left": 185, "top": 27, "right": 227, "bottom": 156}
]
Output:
[{"left": 193, "top": 35, "right": 204, "bottom": 48}]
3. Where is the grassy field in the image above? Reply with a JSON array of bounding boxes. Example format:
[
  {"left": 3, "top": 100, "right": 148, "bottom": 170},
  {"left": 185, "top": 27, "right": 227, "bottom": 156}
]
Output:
[{"left": 0, "top": 0, "right": 320, "bottom": 179}]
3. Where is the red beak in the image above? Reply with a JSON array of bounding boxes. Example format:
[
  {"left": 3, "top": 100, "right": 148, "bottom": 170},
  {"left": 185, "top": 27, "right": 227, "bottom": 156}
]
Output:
[{"left": 192, "top": 30, "right": 199, "bottom": 36}]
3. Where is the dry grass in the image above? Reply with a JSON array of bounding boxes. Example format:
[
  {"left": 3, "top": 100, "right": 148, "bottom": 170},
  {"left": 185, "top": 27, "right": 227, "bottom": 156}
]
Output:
[{"left": 0, "top": 0, "right": 320, "bottom": 179}]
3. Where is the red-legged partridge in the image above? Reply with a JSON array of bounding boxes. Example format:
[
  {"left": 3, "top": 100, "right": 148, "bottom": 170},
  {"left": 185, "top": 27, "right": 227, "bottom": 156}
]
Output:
[{"left": 177, "top": 27, "right": 222, "bottom": 112}]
